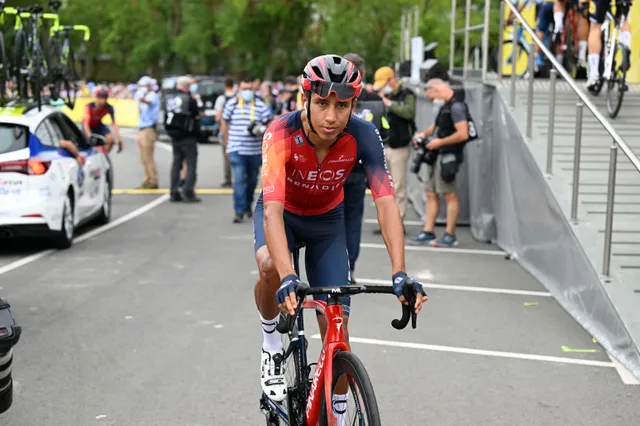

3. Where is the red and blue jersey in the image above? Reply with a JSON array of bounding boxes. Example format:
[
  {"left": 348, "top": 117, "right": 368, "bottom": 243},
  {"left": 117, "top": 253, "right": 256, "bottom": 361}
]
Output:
[
  {"left": 261, "top": 110, "right": 394, "bottom": 216},
  {"left": 83, "top": 102, "right": 116, "bottom": 129}
]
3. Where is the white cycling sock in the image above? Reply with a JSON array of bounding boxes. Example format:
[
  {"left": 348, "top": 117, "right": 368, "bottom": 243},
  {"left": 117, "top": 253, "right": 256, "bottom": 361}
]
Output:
[
  {"left": 260, "top": 314, "right": 282, "bottom": 353},
  {"left": 621, "top": 32, "right": 631, "bottom": 49},
  {"left": 554, "top": 12, "right": 564, "bottom": 33},
  {"left": 332, "top": 393, "right": 348, "bottom": 426},
  {"left": 578, "top": 41, "right": 588, "bottom": 61},
  {"left": 588, "top": 53, "right": 600, "bottom": 80}
]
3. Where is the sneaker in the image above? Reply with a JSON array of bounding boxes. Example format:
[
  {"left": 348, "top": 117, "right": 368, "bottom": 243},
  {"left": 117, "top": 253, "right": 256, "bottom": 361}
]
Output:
[
  {"left": 431, "top": 232, "right": 458, "bottom": 248},
  {"left": 586, "top": 77, "right": 600, "bottom": 94},
  {"left": 169, "top": 192, "right": 182, "bottom": 202},
  {"left": 261, "top": 349, "right": 287, "bottom": 402},
  {"left": 233, "top": 214, "right": 244, "bottom": 223},
  {"left": 407, "top": 231, "right": 436, "bottom": 245}
]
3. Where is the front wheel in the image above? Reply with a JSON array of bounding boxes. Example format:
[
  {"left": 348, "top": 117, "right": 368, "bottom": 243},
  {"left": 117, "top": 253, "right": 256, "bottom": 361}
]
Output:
[
  {"left": 606, "top": 45, "right": 628, "bottom": 119},
  {"left": 318, "top": 351, "right": 381, "bottom": 426}
]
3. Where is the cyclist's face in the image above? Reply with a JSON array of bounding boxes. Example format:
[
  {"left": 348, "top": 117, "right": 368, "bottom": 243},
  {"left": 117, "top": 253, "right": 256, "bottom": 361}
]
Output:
[
  {"left": 307, "top": 93, "right": 354, "bottom": 140},
  {"left": 96, "top": 97, "right": 107, "bottom": 108}
]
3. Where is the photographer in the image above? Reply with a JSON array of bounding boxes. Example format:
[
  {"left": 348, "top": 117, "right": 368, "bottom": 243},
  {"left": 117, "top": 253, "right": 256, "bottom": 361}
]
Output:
[
  {"left": 221, "top": 75, "right": 272, "bottom": 223},
  {"left": 165, "top": 76, "right": 201, "bottom": 203},
  {"left": 408, "top": 78, "right": 470, "bottom": 248}
]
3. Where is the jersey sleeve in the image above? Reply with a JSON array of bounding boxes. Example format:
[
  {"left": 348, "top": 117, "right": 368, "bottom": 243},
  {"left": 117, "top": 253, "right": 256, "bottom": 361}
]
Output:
[
  {"left": 261, "top": 120, "right": 291, "bottom": 204},
  {"left": 107, "top": 105, "right": 116, "bottom": 124},
  {"left": 355, "top": 119, "right": 395, "bottom": 200}
]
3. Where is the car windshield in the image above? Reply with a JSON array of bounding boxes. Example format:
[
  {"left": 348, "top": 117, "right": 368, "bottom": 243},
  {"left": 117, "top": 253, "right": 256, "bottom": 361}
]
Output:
[
  {"left": 0, "top": 124, "right": 28, "bottom": 155},
  {"left": 197, "top": 82, "right": 224, "bottom": 97},
  {"left": 161, "top": 78, "right": 177, "bottom": 90}
]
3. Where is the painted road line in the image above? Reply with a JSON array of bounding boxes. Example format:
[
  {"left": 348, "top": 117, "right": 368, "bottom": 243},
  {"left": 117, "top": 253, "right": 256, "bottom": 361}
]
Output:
[
  {"left": 309, "top": 335, "right": 615, "bottom": 368},
  {"left": 608, "top": 353, "right": 640, "bottom": 385},
  {"left": 359, "top": 242, "right": 507, "bottom": 256},
  {"left": 365, "top": 218, "right": 423, "bottom": 226},
  {"left": 0, "top": 195, "right": 169, "bottom": 277},
  {"left": 157, "top": 141, "right": 173, "bottom": 152},
  {"left": 356, "top": 278, "right": 551, "bottom": 297}
]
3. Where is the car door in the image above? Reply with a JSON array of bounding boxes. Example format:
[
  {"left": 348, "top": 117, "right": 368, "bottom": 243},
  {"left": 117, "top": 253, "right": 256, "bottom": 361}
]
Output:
[{"left": 51, "top": 113, "right": 102, "bottom": 220}]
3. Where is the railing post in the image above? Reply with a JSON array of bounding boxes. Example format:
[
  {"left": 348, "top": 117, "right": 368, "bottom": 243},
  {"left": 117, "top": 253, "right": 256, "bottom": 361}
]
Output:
[
  {"left": 463, "top": 0, "right": 471, "bottom": 78},
  {"left": 571, "top": 102, "right": 584, "bottom": 221},
  {"left": 510, "top": 20, "right": 518, "bottom": 107},
  {"left": 603, "top": 144, "right": 618, "bottom": 277},
  {"left": 450, "top": 0, "right": 457, "bottom": 73},
  {"left": 546, "top": 68, "right": 557, "bottom": 174},
  {"left": 526, "top": 47, "right": 535, "bottom": 138},
  {"left": 482, "top": 0, "right": 491, "bottom": 81},
  {"left": 497, "top": 0, "right": 505, "bottom": 80}
]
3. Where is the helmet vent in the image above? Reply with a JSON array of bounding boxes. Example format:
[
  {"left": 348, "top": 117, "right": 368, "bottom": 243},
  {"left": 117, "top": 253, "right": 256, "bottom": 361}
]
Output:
[
  {"left": 312, "top": 65, "right": 323, "bottom": 78},
  {"left": 328, "top": 69, "right": 346, "bottom": 83}
]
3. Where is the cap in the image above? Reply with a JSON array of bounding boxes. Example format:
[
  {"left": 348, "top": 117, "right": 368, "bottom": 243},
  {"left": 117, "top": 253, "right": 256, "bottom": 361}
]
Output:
[
  {"left": 137, "top": 76, "right": 152, "bottom": 86},
  {"left": 372, "top": 66, "right": 394, "bottom": 90}
]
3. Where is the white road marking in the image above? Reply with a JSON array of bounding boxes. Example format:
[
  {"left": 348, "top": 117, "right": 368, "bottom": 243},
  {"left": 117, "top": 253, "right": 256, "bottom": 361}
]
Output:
[
  {"left": 0, "top": 195, "right": 169, "bottom": 277},
  {"left": 309, "top": 335, "right": 615, "bottom": 368},
  {"left": 356, "top": 278, "right": 552, "bottom": 297},
  {"left": 608, "top": 353, "right": 640, "bottom": 385},
  {"left": 157, "top": 141, "right": 173, "bottom": 152},
  {"left": 366, "top": 218, "right": 423, "bottom": 226},
  {"left": 359, "top": 242, "right": 508, "bottom": 256}
]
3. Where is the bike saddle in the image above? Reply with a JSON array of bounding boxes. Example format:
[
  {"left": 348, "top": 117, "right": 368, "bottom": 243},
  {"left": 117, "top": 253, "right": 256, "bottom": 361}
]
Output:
[{"left": 48, "top": 1, "right": 62, "bottom": 9}]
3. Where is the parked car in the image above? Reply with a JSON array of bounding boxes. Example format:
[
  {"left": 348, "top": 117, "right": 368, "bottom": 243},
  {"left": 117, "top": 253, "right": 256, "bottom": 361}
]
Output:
[{"left": 0, "top": 103, "right": 113, "bottom": 248}]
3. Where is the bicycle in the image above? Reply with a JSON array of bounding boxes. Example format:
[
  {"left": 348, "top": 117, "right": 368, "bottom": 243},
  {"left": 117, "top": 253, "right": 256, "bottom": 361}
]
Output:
[
  {"left": 46, "top": 0, "right": 90, "bottom": 109},
  {"left": 13, "top": 4, "right": 50, "bottom": 110},
  {"left": 260, "top": 243, "right": 421, "bottom": 425},
  {"left": 553, "top": 0, "right": 589, "bottom": 79}
]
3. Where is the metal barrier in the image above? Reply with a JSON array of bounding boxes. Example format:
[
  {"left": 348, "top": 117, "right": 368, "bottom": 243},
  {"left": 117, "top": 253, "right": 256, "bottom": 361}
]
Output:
[
  {"left": 451, "top": 0, "right": 640, "bottom": 277},
  {"left": 448, "top": 0, "right": 492, "bottom": 80}
]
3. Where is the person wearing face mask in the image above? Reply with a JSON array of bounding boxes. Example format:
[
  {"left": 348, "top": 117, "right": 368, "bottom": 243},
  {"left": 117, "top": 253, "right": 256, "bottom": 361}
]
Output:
[
  {"left": 371, "top": 66, "right": 416, "bottom": 232},
  {"left": 408, "top": 78, "right": 471, "bottom": 248},
  {"left": 221, "top": 75, "right": 273, "bottom": 223}
]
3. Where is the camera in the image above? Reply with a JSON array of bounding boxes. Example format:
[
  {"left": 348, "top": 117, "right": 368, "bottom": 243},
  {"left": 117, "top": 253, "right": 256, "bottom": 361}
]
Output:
[
  {"left": 410, "top": 137, "right": 438, "bottom": 174},
  {"left": 0, "top": 299, "right": 21, "bottom": 414},
  {"left": 247, "top": 121, "right": 267, "bottom": 137}
]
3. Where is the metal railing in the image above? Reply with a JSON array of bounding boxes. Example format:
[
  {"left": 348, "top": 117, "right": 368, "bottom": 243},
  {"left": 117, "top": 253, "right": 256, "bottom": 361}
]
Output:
[
  {"left": 451, "top": 0, "right": 640, "bottom": 277},
  {"left": 449, "top": 0, "right": 492, "bottom": 80}
]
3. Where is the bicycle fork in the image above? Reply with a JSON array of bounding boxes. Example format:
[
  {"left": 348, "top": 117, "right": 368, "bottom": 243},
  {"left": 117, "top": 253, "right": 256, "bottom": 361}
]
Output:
[{"left": 602, "top": 20, "right": 617, "bottom": 80}]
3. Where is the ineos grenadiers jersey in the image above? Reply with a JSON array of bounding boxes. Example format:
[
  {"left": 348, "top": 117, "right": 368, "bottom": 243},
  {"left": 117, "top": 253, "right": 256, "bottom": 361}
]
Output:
[{"left": 261, "top": 110, "right": 394, "bottom": 216}]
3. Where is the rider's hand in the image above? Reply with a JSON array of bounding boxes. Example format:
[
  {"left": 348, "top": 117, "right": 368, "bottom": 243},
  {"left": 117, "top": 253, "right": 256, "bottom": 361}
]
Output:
[
  {"left": 276, "top": 274, "right": 301, "bottom": 316},
  {"left": 76, "top": 154, "right": 86, "bottom": 167},
  {"left": 117, "top": 139, "right": 124, "bottom": 153},
  {"left": 392, "top": 272, "right": 428, "bottom": 314}
]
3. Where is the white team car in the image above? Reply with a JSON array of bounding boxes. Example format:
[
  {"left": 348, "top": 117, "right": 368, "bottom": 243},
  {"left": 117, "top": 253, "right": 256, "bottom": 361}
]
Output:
[{"left": 0, "top": 104, "right": 112, "bottom": 249}]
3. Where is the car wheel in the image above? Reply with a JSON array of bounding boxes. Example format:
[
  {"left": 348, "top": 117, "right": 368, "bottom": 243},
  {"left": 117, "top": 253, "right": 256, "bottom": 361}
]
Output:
[
  {"left": 52, "top": 193, "right": 74, "bottom": 249},
  {"left": 94, "top": 177, "right": 112, "bottom": 225}
]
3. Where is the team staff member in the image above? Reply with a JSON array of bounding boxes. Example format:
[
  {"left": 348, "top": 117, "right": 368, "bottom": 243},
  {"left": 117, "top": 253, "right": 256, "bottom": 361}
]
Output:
[
  {"left": 135, "top": 76, "right": 160, "bottom": 190},
  {"left": 342, "top": 52, "right": 388, "bottom": 284},
  {"left": 372, "top": 66, "right": 416, "bottom": 227},
  {"left": 82, "top": 85, "right": 124, "bottom": 154},
  {"left": 165, "top": 76, "right": 201, "bottom": 203}
]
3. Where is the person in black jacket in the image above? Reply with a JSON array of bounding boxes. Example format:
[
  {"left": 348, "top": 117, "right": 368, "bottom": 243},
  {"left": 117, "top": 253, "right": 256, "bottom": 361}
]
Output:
[
  {"left": 342, "top": 53, "right": 388, "bottom": 283},
  {"left": 165, "top": 76, "right": 202, "bottom": 203}
]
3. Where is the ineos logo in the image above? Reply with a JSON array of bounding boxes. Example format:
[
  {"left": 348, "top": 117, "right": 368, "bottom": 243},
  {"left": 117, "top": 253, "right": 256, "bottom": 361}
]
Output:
[{"left": 291, "top": 169, "right": 345, "bottom": 182}]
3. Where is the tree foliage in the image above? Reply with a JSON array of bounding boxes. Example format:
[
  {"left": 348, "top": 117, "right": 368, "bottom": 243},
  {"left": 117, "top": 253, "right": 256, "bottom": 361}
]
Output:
[{"left": 28, "top": 0, "right": 500, "bottom": 81}]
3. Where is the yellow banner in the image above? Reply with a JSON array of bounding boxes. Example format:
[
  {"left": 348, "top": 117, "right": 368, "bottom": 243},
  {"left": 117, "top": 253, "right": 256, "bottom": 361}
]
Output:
[
  {"left": 629, "top": 6, "right": 639, "bottom": 83},
  {"left": 500, "top": 4, "right": 537, "bottom": 77},
  {"left": 63, "top": 97, "right": 140, "bottom": 128}
]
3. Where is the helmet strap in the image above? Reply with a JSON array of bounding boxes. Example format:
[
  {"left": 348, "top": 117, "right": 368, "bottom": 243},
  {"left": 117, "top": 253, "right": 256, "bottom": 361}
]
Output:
[{"left": 304, "top": 91, "right": 318, "bottom": 135}]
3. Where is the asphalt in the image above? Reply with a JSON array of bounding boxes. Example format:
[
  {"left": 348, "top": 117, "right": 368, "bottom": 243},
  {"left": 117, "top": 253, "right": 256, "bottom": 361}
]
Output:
[{"left": 0, "top": 130, "right": 638, "bottom": 425}]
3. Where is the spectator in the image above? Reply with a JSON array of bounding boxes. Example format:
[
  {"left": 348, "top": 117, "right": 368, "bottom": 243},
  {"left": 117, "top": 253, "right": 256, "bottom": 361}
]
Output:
[
  {"left": 214, "top": 77, "right": 236, "bottom": 188},
  {"left": 408, "top": 78, "right": 470, "bottom": 248},
  {"left": 221, "top": 75, "right": 272, "bottom": 223},
  {"left": 135, "top": 76, "right": 160, "bottom": 189},
  {"left": 372, "top": 66, "right": 416, "bottom": 231}
]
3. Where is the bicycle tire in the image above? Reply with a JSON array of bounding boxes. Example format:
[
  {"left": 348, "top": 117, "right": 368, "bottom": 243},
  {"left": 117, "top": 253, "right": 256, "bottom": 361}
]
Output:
[
  {"left": 31, "top": 45, "right": 43, "bottom": 110},
  {"left": 48, "top": 36, "right": 62, "bottom": 100},
  {"left": 13, "top": 30, "right": 28, "bottom": 100},
  {"left": 281, "top": 313, "right": 307, "bottom": 426},
  {"left": 0, "top": 32, "right": 7, "bottom": 105},
  {"left": 499, "top": 39, "right": 530, "bottom": 78},
  {"left": 63, "top": 45, "right": 77, "bottom": 109},
  {"left": 318, "top": 351, "right": 381, "bottom": 426},
  {"left": 606, "top": 44, "right": 627, "bottom": 118}
]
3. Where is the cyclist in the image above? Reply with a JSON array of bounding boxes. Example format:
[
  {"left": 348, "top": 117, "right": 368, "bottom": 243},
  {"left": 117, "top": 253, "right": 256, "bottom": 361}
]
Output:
[
  {"left": 253, "top": 54, "right": 427, "bottom": 411},
  {"left": 82, "top": 85, "right": 124, "bottom": 153},
  {"left": 553, "top": 0, "right": 589, "bottom": 69},
  {"left": 586, "top": 0, "right": 632, "bottom": 92}
]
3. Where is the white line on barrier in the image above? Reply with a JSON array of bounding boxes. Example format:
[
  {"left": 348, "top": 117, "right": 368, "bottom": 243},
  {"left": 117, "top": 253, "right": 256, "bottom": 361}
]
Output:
[
  {"left": 359, "top": 242, "right": 508, "bottom": 256},
  {"left": 0, "top": 195, "right": 169, "bottom": 277},
  {"left": 356, "top": 278, "right": 551, "bottom": 297},
  {"left": 309, "top": 335, "right": 615, "bottom": 368}
]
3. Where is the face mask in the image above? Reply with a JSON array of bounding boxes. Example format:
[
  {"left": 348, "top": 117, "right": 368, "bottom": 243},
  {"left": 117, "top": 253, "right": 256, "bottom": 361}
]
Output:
[
  {"left": 241, "top": 89, "right": 254, "bottom": 102},
  {"left": 189, "top": 84, "right": 197, "bottom": 93},
  {"left": 433, "top": 98, "right": 445, "bottom": 107},
  {"left": 381, "top": 85, "right": 393, "bottom": 96}
]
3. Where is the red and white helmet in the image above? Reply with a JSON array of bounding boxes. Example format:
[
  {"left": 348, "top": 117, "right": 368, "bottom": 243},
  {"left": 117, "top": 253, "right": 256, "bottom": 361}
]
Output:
[{"left": 301, "top": 54, "right": 362, "bottom": 101}]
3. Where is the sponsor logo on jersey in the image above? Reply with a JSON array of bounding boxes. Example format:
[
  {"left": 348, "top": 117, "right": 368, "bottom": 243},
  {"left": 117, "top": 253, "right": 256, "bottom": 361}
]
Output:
[
  {"left": 294, "top": 135, "right": 304, "bottom": 146},
  {"left": 264, "top": 185, "right": 275, "bottom": 194},
  {"left": 327, "top": 153, "right": 355, "bottom": 164},
  {"left": 287, "top": 168, "right": 347, "bottom": 191}
]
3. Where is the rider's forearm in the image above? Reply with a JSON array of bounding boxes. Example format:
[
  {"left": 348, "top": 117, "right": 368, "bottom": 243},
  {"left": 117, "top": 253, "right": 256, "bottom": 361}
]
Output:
[
  {"left": 375, "top": 196, "right": 407, "bottom": 275},
  {"left": 112, "top": 123, "right": 121, "bottom": 140},
  {"left": 264, "top": 202, "right": 296, "bottom": 280},
  {"left": 83, "top": 122, "right": 91, "bottom": 137}
]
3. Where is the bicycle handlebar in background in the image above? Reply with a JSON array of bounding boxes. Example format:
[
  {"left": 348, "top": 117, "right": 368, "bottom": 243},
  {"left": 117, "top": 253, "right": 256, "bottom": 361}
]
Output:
[{"left": 73, "top": 25, "right": 91, "bottom": 41}]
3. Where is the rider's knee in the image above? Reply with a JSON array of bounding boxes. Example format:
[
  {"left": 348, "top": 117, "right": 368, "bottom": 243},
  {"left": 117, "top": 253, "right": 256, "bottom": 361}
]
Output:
[{"left": 257, "top": 253, "right": 278, "bottom": 285}]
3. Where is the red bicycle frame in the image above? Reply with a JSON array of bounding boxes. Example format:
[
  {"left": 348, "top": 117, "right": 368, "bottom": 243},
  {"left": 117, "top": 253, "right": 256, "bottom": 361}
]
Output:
[{"left": 302, "top": 298, "right": 349, "bottom": 426}]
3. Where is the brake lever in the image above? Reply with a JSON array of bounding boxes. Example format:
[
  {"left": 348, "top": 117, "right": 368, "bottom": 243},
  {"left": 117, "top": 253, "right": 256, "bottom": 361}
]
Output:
[
  {"left": 391, "top": 279, "right": 417, "bottom": 330},
  {"left": 276, "top": 282, "right": 310, "bottom": 334}
]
